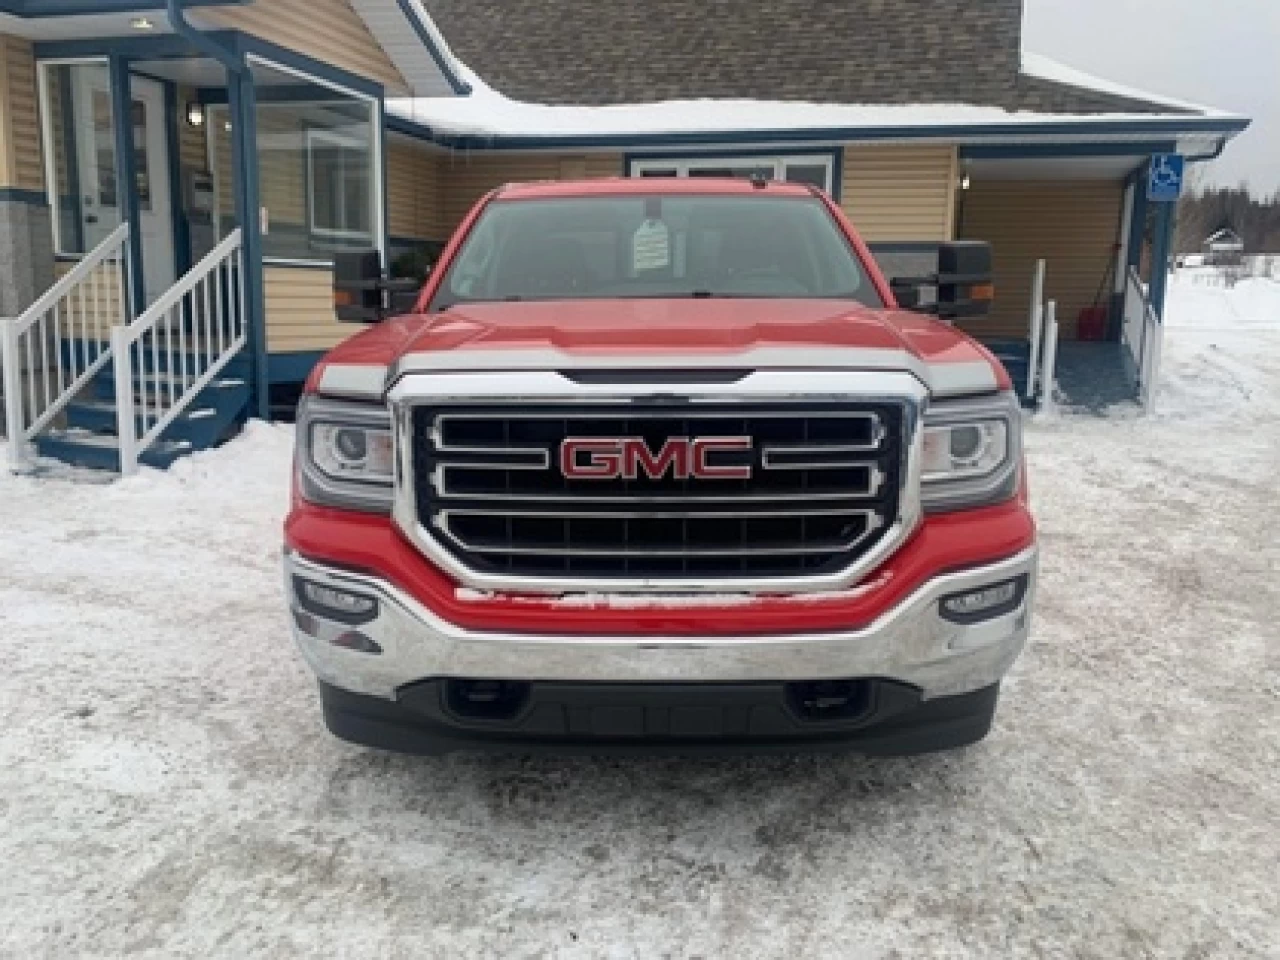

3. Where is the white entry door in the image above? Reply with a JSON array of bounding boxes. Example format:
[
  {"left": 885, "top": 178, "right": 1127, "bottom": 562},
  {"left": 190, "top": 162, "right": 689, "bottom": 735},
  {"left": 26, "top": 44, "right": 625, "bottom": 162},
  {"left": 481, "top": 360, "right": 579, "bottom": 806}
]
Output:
[{"left": 74, "top": 73, "right": 176, "bottom": 305}]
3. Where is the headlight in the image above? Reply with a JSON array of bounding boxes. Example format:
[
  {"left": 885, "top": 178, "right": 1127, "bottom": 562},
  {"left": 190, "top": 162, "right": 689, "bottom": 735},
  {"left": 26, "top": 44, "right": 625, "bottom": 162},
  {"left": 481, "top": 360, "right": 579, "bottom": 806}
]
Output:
[
  {"left": 920, "top": 392, "right": 1021, "bottom": 512},
  {"left": 297, "top": 395, "right": 394, "bottom": 513}
]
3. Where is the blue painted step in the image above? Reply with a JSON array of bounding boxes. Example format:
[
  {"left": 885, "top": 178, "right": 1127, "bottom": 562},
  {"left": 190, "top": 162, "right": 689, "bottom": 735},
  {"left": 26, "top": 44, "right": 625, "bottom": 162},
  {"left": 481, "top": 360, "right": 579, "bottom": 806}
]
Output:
[
  {"left": 37, "top": 342, "right": 252, "bottom": 471},
  {"left": 36, "top": 430, "right": 193, "bottom": 471}
]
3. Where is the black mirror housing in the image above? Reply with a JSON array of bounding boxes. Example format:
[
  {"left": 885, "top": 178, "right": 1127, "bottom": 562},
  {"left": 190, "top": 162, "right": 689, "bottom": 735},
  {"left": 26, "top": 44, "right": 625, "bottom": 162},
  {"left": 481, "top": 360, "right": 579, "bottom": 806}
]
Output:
[
  {"left": 332, "top": 250, "right": 422, "bottom": 323},
  {"left": 333, "top": 249, "right": 384, "bottom": 323},
  {"left": 889, "top": 278, "right": 921, "bottom": 310},
  {"left": 935, "top": 241, "right": 994, "bottom": 319}
]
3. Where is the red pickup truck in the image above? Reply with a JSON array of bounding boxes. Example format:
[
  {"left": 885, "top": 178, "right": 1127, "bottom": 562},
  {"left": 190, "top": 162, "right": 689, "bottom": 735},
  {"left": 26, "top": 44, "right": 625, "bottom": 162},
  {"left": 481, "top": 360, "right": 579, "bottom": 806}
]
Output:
[{"left": 284, "top": 178, "right": 1036, "bottom": 755}]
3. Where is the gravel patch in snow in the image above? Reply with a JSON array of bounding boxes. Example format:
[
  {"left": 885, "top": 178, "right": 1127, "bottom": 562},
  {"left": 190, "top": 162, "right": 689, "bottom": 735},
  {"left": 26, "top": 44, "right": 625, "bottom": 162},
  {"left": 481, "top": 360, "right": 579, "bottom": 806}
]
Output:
[{"left": 1, "top": 278, "right": 1277, "bottom": 958}]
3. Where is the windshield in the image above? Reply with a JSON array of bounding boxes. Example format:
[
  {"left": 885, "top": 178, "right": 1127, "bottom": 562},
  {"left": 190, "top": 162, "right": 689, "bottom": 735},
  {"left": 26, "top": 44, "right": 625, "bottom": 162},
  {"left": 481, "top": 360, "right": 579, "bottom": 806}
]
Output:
[{"left": 428, "top": 194, "right": 882, "bottom": 310}]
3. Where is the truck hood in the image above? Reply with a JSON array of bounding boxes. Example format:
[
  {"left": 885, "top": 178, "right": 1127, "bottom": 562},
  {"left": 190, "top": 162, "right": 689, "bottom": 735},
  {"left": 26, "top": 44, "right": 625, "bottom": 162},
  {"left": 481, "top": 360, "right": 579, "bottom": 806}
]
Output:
[{"left": 313, "top": 299, "right": 1009, "bottom": 399}]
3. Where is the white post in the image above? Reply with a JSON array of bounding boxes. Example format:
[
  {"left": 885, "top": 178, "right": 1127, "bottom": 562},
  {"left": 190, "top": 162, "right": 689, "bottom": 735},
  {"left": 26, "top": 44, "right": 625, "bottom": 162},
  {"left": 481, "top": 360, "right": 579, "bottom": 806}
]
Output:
[
  {"left": 1039, "top": 300, "right": 1060, "bottom": 415},
  {"left": 111, "top": 325, "right": 138, "bottom": 476},
  {"left": 2, "top": 317, "right": 26, "bottom": 471},
  {"left": 1026, "top": 258, "right": 1046, "bottom": 399}
]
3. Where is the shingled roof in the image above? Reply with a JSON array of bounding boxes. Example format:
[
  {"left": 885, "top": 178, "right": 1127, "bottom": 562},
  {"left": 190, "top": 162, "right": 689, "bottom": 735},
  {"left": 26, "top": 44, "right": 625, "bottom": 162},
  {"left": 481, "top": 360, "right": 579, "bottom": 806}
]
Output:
[{"left": 420, "top": 0, "right": 1188, "bottom": 115}]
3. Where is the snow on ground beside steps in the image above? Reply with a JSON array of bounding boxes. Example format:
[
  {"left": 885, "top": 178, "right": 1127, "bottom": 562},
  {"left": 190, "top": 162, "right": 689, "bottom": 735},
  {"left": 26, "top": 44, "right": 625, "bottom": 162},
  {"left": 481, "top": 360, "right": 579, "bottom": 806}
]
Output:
[{"left": 0, "top": 279, "right": 1278, "bottom": 957}]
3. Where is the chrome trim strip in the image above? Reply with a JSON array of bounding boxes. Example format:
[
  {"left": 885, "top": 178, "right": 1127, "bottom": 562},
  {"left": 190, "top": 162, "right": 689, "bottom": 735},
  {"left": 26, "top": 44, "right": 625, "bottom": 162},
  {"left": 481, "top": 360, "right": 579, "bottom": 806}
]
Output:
[
  {"left": 391, "top": 350, "right": 999, "bottom": 399},
  {"left": 389, "top": 370, "right": 926, "bottom": 594},
  {"left": 317, "top": 363, "right": 389, "bottom": 400}
]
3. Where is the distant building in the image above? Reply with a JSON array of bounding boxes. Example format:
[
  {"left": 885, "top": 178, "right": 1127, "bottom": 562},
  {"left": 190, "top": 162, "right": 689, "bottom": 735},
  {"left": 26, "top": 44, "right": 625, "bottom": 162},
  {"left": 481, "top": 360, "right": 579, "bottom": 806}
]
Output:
[{"left": 1203, "top": 228, "right": 1246, "bottom": 266}]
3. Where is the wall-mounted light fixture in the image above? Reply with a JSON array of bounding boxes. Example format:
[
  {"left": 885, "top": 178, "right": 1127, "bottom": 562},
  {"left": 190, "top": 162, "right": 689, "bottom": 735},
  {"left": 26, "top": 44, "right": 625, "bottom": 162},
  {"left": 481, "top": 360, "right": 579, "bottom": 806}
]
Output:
[
  {"left": 960, "top": 173, "right": 972, "bottom": 191},
  {"left": 185, "top": 102, "right": 205, "bottom": 129}
]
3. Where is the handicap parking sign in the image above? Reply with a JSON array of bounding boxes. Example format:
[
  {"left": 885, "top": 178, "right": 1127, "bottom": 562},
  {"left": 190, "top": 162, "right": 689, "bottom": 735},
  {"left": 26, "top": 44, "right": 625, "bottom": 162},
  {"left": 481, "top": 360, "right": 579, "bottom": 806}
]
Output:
[{"left": 1148, "top": 153, "right": 1185, "bottom": 202}]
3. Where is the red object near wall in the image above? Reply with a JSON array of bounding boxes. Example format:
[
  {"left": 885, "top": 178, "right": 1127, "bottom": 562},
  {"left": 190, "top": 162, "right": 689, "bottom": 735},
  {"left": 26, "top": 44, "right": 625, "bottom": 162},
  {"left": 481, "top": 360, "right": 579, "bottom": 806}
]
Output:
[{"left": 1077, "top": 305, "right": 1108, "bottom": 341}]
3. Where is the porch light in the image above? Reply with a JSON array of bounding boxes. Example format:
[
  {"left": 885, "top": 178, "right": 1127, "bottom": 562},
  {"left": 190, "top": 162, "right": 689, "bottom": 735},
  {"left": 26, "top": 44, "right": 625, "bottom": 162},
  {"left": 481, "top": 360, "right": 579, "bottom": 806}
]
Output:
[
  {"left": 960, "top": 173, "right": 972, "bottom": 191},
  {"left": 185, "top": 102, "right": 205, "bottom": 129},
  {"left": 130, "top": 16, "right": 155, "bottom": 30}
]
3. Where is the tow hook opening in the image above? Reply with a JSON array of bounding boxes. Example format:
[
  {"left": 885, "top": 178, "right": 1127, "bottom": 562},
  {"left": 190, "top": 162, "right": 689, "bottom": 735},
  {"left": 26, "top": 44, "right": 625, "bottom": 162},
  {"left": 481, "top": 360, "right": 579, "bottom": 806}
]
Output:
[
  {"left": 786, "top": 680, "right": 874, "bottom": 723},
  {"left": 445, "top": 680, "right": 531, "bottom": 722}
]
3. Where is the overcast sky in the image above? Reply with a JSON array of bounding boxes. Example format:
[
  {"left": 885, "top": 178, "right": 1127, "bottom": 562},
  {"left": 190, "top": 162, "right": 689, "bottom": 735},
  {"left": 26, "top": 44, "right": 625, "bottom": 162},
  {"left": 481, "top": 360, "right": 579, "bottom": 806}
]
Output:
[{"left": 1023, "top": 0, "right": 1279, "bottom": 196}]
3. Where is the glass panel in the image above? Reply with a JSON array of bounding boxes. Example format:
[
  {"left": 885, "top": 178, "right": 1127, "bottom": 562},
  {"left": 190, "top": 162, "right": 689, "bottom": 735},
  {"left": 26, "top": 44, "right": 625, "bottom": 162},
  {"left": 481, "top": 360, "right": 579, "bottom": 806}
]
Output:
[
  {"left": 129, "top": 99, "right": 152, "bottom": 211},
  {"left": 211, "top": 61, "right": 377, "bottom": 262},
  {"left": 431, "top": 195, "right": 879, "bottom": 310},
  {"left": 783, "top": 163, "right": 830, "bottom": 191},
  {"left": 687, "top": 165, "right": 770, "bottom": 180},
  {"left": 638, "top": 168, "right": 678, "bottom": 178},
  {"left": 41, "top": 62, "right": 120, "bottom": 256}
]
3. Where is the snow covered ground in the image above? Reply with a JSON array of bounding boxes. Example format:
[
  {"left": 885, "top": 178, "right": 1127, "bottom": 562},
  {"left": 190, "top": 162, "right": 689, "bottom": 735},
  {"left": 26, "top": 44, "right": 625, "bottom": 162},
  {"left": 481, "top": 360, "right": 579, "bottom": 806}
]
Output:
[{"left": 1, "top": 277, "right": 1278, "bottom": 958}]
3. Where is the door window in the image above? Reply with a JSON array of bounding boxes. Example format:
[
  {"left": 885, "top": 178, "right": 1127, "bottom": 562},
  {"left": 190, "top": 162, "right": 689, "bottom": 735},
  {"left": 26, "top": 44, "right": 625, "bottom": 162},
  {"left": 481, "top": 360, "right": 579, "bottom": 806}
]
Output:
[{"left": 40, "top": 61, "right": 120, "bottom": 256}]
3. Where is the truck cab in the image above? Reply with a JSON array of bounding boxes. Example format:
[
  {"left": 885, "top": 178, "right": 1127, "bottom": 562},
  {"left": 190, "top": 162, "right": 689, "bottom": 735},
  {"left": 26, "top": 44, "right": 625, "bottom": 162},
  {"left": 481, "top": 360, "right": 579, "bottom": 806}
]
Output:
[{"left": 284, "top": 178, "right": 1036, "bottom": 755}]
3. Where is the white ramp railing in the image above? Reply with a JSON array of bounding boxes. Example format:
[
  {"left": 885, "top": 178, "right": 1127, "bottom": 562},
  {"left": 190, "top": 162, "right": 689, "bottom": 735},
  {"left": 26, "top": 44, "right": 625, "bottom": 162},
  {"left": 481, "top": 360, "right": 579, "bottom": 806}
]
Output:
[
  {"left": 1122, "top": 267, "right": 1162, "bottom": 407},
  {"left": 1026, "top": 259, "right": 1046, "bottom": 400},
  {"left": 113, "top": 228, "right": 245, "bottom": 475},
  {"left": 2, "top": 224, "right": 132, "bottom": 468}
]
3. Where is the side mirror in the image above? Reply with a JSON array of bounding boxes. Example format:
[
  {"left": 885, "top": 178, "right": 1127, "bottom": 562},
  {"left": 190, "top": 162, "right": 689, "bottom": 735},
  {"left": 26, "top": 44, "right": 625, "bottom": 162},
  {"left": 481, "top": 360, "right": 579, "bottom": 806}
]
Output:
[
  {"left": 935, "top": 241, "right": 994, "bottom": 319},
  {"left": 333, "top": 249, "right": 420, "bottom": 323},
  {"left": 889, "top": 277, "right": 921, "bottom": 310}
]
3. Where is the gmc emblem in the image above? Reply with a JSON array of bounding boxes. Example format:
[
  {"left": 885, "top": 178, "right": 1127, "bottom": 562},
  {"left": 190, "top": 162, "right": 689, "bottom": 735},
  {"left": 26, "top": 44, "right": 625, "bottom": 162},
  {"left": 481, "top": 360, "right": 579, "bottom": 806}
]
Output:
[{"left": 560, "top": 437, "right": 753, "bottom": 480}]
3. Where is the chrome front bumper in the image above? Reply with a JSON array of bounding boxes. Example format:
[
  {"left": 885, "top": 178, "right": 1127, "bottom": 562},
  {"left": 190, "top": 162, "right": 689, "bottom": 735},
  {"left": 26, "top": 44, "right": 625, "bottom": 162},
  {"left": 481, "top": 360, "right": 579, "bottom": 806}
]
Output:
[{"left": 284, "top": 547, "right": 1037, "bottom": 702}]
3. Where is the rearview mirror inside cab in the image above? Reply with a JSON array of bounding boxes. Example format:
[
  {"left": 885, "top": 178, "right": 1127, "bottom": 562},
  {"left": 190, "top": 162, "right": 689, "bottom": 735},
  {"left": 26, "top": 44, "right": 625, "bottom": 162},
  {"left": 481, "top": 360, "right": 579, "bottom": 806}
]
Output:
[{"left": 333, "top": 249, "right": 422, "bottom": 323}]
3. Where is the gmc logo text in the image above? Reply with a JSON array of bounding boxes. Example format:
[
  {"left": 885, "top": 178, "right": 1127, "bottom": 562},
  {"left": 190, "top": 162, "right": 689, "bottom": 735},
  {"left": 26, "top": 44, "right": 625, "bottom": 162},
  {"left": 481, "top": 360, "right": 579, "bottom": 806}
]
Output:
[{"left": 560, "top": 437, "right": 753, "bottom": 480}]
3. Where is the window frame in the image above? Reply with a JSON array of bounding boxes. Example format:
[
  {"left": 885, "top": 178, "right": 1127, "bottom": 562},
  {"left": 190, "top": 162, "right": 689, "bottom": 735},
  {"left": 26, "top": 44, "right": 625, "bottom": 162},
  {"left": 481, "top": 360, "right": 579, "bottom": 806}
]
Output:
[
  {"left": 627, "top": 152, "right": 838, "bottom": 194},
  {"left": 305, "top": 125, "right": 375, "bottom": 244}
]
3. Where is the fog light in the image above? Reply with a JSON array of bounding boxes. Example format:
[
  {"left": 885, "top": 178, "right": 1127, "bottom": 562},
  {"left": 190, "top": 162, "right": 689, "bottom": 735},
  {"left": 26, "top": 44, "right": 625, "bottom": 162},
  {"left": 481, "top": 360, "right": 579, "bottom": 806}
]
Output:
[
  {"left": 293, "top": 576, "right": 378, "bottom": 625},
  {"left": 939, "top": 576, "right": 1026, "bottom": 624},
  {"left": 332, "top": 630, "right": 382, "bottom": 655}
]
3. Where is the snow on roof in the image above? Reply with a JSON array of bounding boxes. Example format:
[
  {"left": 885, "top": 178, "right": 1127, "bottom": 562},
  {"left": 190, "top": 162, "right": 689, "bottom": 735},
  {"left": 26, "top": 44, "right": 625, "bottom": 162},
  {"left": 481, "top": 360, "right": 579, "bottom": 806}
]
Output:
[
  {"left": 1204, "top": 228, "right": 1245, "bottom": 245},
  {"left": 386, "top": 2, "right": 1241, "bottom": 143},
  {"left": 1019, "top": 52, "right": 1230, "bottom": 119},
  {"left": 386, "top": 63, "right": 1231, "bottom": 142}
]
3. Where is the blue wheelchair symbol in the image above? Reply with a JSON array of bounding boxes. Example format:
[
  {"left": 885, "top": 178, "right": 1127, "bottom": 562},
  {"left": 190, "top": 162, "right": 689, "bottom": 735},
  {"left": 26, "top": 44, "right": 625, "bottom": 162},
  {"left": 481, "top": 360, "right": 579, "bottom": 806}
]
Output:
[{"left": 1148, "top": 154, "right": 1184, "bottom": 202}]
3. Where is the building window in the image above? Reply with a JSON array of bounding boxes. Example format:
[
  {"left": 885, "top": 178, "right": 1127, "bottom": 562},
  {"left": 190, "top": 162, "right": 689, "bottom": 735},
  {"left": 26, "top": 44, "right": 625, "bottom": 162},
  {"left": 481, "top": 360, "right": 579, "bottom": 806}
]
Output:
[
  {"left": 628, "top": 154, "right": 836, "bottom": 193},
  {"left": 306, "top": 128, "right": 372, "bottom": 242}
]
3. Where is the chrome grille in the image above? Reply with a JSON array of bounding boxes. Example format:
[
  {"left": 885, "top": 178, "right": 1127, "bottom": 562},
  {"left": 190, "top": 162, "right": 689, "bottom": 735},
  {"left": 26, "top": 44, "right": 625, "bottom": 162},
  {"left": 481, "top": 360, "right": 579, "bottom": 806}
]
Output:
[{"left": 409, "top": 402, "right": 905, "bottom": 582}]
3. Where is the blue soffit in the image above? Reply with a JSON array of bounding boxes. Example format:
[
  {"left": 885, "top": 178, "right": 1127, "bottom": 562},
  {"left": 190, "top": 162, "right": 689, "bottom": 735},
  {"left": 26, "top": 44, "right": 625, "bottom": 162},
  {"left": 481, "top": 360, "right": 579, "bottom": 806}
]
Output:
[{"left": 0, "top": 0, "right": 245, "bottom": 15}]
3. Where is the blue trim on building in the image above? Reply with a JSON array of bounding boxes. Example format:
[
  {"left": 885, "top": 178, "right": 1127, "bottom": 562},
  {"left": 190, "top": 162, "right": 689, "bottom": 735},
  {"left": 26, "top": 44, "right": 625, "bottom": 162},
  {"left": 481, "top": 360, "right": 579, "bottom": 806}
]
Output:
[
  {"left": 1148, "top": 193, "right": 1175, "bottom": 323},
  {"left": 388, "top": 114, "right": 1247, "bottom": 154},
  {"left": 162, "top": 77, "right": 190, "bottom": 275},
  {"left": 392, "top": 0, "right": 472, "bottom": 95},
  {"left": 268, "top": 350, "right": 326, "bottom": 384},
  {"left": 0, "top": 0, "right": 243, "bottom": 15},
  {"left": 109, "top": 55, "right": 146, "bottom": 318},
  {"left": 233, "top": 33, "right": 384, "bottom": 99},
  {"left": 227, "top": 67, "right": 269, "bottom": 420},
  {"left": 959, "top": 140, "right": 1181, "bottom": 160},
  {"left": 0, "top": 187, "right": 49, "bottom": 206},
  {"left": 868, "top": 241, "right": 943, "bottom": 254},
  {"left": 1126, "top": 161, "right": 1149, "bottom": 280},
  {"left": 34, "top": 31, "right": 240, "bottom": 61}
]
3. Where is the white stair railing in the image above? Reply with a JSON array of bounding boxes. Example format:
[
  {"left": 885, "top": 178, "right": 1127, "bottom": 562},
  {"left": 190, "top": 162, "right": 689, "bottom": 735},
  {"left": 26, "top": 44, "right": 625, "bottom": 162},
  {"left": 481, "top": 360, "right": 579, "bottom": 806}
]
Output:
[
  {"left": 113, "top": 228, "right": 246, "bottom": 475},
  {"left": 2, "top": 224, "right": 132, "bottom": 469}
]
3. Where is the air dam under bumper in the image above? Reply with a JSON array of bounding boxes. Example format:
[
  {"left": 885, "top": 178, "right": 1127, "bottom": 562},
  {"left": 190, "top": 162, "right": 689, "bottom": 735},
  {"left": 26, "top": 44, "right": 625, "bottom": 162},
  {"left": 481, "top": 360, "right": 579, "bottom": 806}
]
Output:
[{"left": 285, "top": 546, "right": 1036, "bottom": 709}]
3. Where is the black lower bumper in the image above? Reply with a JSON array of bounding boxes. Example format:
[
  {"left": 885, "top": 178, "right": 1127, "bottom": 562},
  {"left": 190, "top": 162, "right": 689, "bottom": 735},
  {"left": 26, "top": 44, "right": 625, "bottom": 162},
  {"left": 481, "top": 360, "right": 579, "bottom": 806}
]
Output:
[{"left": 317, "top": 677, "right": 1001, "bottom": 757}]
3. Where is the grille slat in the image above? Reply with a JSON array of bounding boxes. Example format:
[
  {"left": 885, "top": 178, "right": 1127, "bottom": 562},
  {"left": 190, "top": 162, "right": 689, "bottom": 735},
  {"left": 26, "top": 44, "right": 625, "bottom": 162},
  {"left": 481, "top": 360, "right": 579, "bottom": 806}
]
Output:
[{"left": 411, "top": 402, "right": 903, "bottom": 581}]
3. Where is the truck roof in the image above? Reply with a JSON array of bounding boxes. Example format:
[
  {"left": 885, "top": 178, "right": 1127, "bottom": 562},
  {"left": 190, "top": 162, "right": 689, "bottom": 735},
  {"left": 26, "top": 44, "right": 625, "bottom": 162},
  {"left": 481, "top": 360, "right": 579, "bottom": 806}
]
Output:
[{"left": 494, "top": 177, "right": 819, "bottom": 200}]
